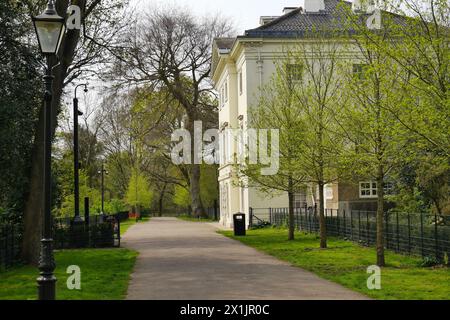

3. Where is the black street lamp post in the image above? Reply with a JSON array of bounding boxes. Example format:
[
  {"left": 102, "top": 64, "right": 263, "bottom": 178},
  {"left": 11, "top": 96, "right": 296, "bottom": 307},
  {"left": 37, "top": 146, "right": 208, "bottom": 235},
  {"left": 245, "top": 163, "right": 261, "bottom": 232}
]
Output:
[
  {"left": 98, "top": 163, "right": 109, "bottom": 215},
  {"left": 73, "top": 84, "right": 88, "bottom": 224},
  {"left": 32, "top": 0, "right": 65, "bottom": 300}
]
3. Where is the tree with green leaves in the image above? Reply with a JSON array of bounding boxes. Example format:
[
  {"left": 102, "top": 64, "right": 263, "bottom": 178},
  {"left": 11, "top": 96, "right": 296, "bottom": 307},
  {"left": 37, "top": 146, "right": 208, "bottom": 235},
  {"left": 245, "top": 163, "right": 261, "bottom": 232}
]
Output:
[
  {"left": 339, "top": 0, "right": 450, "bottom": 265},
  {"left": 288, "top": 35, "right": 346, "bottom": 249},
  {"left": 96, "top": 86, "right": 197, "bottom": 216},
  {"left": 172, "top": 164, "right": 219, "bottom": 213},
  {"left": 373, "top": 0, "right": 449, "bottom": 157},
  {"left": 378, "top": 0, "right": 449, "bottom": 216},
  {"left": 339, "top": 33, "right": 408, "bottom": 267},
  {"left": 125, "top": 169, "right": 153, "bottom": 214},
  {"left": 21, "top": 0, "right": 130, "bottom": 265},
  {"left": 173, "top": 185, "right": 191, "bottom": 209},
  {"left": 109, "top": 7, "right": 233, "bottom": 217},
  {"left": 0, "top": 0, "right": 40, "bottom": 223},
  {"left": 53, "top": 126, "right": 126, "bottom": 217}
]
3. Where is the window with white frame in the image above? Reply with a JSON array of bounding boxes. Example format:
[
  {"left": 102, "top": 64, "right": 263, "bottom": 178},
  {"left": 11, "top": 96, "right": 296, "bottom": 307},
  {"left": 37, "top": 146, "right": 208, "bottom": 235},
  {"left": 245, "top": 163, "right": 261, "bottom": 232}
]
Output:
[
  {"left": 359, "top": 181, "right": 394, "bottom": 198},
  {"left": 360, "top": 182, "right": 377, "bottom": 198}
]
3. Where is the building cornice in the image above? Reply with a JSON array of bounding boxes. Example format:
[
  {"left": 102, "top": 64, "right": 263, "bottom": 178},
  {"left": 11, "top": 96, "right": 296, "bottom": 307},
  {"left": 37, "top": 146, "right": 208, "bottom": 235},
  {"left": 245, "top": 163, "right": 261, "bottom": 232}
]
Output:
[{"left": 218, "top": 38, "right": 360, "bottom": 77}]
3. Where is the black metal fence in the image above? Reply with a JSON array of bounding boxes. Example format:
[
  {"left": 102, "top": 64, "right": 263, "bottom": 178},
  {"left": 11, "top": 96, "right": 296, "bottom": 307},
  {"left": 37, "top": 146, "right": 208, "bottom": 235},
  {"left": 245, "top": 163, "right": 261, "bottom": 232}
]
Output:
[
  {"left": 250, "top": 207, "right": 450, "bottom": 262},
  {"left": 115, "top": 211, "right": 130, "bottom": 222},
  {"left": 0, "top": 223, "right": 22, "bottom": 271},
  {"left": 206, "top": 206, "right": 220, "bottom": 221},
  {"left": 54, "top": 214, "right": 121, "bottom": 249},
  {"left": 163, "top": 205, "right": 220, "bottom": 220},
  {"left": 0, "top": 214, "right": 121, "bottom": 271}
]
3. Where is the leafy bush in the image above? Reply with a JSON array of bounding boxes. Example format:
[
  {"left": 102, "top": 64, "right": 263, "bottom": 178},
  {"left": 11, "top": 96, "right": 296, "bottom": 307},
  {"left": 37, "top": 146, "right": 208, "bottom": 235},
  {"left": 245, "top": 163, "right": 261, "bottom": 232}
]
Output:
[
  {"left": 420, "top": 256, "right": 441, "bottom": 267},
  {"left": 251, "top": 221, "right": 272, "bottom": 230},
  {"left": 107, "top": 198, "right": 128, "bottom": 214},
  {"left": 125, "top": 169, "right": 153, "bottom": 210},
  {"left": 0, "top": 206, "right": 21, "bottom": 224}
]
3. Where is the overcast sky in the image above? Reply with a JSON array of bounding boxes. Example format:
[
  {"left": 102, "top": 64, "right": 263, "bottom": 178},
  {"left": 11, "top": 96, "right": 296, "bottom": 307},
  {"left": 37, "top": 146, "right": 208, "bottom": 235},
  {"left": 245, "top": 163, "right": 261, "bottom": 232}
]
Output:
[{"left": 131, "top": 0, "right": 323, "bottom": 33}]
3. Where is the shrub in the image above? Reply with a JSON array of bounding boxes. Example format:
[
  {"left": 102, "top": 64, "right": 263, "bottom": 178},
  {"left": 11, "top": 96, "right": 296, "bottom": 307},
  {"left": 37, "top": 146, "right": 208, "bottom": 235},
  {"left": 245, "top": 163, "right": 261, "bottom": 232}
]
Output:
[
  {"left": 420, "top": 256, "right": 441, "bottom": 267},
  {"left": 251, "top": 221, "right": 272, "bottom": 230}
]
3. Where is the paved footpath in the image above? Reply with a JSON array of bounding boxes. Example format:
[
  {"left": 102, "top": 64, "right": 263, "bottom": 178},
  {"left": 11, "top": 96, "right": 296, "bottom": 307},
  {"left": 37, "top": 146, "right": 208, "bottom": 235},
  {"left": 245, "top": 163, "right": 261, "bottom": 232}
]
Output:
[{"left": 122, "top": 217, "right": 368, "bottom": 300}]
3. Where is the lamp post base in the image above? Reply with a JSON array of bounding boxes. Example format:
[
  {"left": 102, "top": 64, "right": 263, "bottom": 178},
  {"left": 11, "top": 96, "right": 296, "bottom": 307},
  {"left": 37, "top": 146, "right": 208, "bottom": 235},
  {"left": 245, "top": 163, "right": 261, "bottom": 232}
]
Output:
[
  {"left": 37, "top": 238, "right": 57, "bottom": 300},
  {"left": 37, "top": 276, "right": 57, "bottom": 300}
]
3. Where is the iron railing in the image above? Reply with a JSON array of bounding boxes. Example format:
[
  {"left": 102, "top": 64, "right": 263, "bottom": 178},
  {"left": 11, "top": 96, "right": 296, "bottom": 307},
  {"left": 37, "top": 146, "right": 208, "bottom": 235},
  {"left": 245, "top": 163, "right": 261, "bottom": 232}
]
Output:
[
  {"left": 167, "top": 206, "right": 220, "bottom": 220},
  {"left": 0, "top": 214, "right": 121, "bottom": 271},
  {"left": 53, "top": 214, "right": 121, "bottom": 249},
  {"left": 250, "top": 207, "right": 450, "bottom": 262},
  {"left": 0, "top": 223, "right": 22, "bottom": 271},
  {"left": 205, "top": 206, "right": 220, "bottom": 221}
]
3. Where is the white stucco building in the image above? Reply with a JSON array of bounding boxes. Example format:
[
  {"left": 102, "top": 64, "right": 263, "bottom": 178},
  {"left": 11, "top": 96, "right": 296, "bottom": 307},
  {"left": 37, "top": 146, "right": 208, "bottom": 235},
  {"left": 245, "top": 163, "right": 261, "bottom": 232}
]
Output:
[{"left": 211, "top": 0, "right": 398, "bottom": 228}]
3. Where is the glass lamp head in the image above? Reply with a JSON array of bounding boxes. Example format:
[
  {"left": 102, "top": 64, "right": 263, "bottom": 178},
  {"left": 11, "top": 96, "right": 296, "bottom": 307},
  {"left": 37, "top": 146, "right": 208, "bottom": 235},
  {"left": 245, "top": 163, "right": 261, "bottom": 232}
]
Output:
[{"left": 33, "top": 1, "right": 65, "bottom": 55}]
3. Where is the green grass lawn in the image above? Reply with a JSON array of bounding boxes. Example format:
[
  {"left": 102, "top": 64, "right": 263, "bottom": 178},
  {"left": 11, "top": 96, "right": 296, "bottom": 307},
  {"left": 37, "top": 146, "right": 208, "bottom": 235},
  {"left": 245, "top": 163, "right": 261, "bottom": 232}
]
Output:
[
  {"left": 220, "top": 228, "right": 450, "bottom": 300},
  {"left": 0, "top": 248, "right": 138, "bottom": 300},
  {"left": 120, "top": 217, "right": 150, "bottom": 236},
  {"left": 177, "top": 215, "right": 216, "bottom": 222}
]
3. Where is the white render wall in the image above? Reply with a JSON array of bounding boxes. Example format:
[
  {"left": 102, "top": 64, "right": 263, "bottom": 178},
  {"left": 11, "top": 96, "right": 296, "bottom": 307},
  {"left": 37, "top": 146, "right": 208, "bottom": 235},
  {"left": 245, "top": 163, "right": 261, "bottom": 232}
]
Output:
[
  {"left": 215, "top": 42, "right": 293, "bottom": 229},
  {"left": 214, "top": 39, "right": 357, "bottom": 228}
]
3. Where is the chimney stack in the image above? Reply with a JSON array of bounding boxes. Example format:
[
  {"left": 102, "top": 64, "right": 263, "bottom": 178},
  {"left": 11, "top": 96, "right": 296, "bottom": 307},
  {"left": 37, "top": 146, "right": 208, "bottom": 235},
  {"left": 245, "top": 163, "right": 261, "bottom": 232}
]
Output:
[
  {"left": 303, "top": 0, "right": 325, "bottom": 13},
  {"left": 282, "top": 7, "right": 298, "bottom": 15},
  {"left": 259, "top": 16, "right": 279, "bottom": 26}
]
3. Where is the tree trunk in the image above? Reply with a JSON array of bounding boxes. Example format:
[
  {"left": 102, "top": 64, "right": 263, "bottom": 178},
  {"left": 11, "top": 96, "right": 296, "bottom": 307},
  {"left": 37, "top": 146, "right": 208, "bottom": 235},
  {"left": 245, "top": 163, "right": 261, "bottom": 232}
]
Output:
[
  {"left": 316, "top": 105, "right": 327, "bottom": 248},
  {"left": 159, "top": 183, "right": 167, "bottom": 217},
  {"left": 190, "top": 164, "right": 204, "bottom": 217},
  {"left": 186, "top": 115, "right": 204, "bottom": 217},
  {"left": 376, "top": 169, "right": 385, "bottom": 267},
  {"left": 318, "top": 181, "right": 327, "bottom": 249},
  {"left": 136, "top": 204, "right": 141, "bottom": 216},
  {"left": 158, "top": 184, "right": 166, "bottom": 217},
  {"left": 21, "top": 103, "right": 45, "bottom": 265},
  {"left": 158, "top": 198, "right": 163, "bottom": 217},
  {"left": 432, "top": 198, "right": 442, "bottom": 215},
  {"left": 288, "top": 177, "right": 295, "bottom": 241}
]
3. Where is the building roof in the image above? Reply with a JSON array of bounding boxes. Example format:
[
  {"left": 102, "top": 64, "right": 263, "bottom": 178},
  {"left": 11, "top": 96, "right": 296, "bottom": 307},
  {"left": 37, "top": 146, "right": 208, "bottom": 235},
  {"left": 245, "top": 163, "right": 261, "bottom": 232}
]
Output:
[
  {"left": 213, "top": 0, "right": 410, "bottom": 51},
  {"left": 244, "top": 0, "right": 408, "bottom": 38},
  {"left": 212, "top": 0, "right": 410, "bottom": 79}
]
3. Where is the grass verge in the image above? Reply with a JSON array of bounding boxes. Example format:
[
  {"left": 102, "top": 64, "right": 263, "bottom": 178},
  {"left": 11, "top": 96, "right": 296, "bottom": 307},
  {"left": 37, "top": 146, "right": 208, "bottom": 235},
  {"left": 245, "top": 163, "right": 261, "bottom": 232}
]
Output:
[
  {"left": 0, "top": 248, "right": 138, "bottom": 300},
  {"left": 219, "top": 228, "right": 450, "bottom": 300}
]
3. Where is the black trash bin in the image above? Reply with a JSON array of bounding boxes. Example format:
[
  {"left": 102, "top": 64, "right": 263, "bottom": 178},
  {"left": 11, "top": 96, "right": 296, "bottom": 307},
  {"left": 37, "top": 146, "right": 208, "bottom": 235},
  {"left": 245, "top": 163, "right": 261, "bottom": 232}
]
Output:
[{"left": 233, "top": 213, "right": 246, "bottom": 236}]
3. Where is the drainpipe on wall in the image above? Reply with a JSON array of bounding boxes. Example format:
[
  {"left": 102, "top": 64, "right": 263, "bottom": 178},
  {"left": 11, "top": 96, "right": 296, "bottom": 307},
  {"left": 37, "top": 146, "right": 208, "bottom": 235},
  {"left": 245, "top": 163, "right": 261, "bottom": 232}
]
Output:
[{"left": 256, "top": 48, "right": 264, "bottom": 94}]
